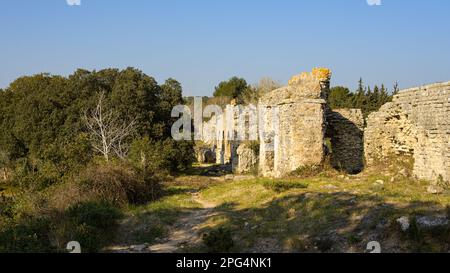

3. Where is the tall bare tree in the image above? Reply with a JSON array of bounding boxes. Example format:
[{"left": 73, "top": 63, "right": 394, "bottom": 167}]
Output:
[
  {"left": 239, "top": 77, "right": 281, "bottom": 104},
  {"left": 83, "top": 92, "right": 136, "bottom": 161}
]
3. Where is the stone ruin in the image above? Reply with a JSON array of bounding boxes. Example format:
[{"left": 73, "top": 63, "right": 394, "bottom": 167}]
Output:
[
  {"left": 365, "top": 82, "right": 450, "bottom": 183},
  {"left": 326, "top": 108, "right": 365, "bottom": 174},
  {"left": 196, "top": 69, "right": 449, "bottom": 183},
  {"left": 258, "top": 69, "right": 329, "bottom": 177}
]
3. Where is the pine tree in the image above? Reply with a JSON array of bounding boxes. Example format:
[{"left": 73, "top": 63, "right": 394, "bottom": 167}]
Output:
[{"left": 353, "top": 78, "right": 366, "bottom": 109}]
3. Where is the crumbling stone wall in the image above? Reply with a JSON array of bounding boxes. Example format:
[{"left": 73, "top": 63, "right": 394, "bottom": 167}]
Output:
[
  {"left": 195, "top": 146, "right": 216, "bottom": 164},
  {"left": 201, "top": 104, "right": 239, "bottom": 165},
  {"left": 233, "top": 143, "right": 258, "bottom": 174},
  {"left": 259, "top": 69, "right": 329, "bottom": 178},
  {"left": 365, "top": 82, "right": 450, "bottom": 182},
  {"left": 326, "top": 109, "right": 365, "bottom": 174},
  {"left": 197, "top": 71, "right": 449, "bottom": 182}
]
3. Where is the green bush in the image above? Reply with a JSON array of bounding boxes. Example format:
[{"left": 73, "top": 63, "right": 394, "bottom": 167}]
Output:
[
  {"left": 64, "top": 202, "right": 121, "bottom": 252},
  {"left": 0, "top": 201, "right": 122, "bottom": 253},
  {"left": 0, "top": 68, "right": 188, "bottom": 192},
  {"left": 0, "top": 217, "right": 55, "bottom": 253},
  {"left": 66, "top": 202, "right": 121, "bottom": 230},
  {"left": 129, "top": 137, "right": 195, "bottom": 174},
  {"left": 261, "top": 179, "right": 308, "bottom": 193},
  {"left": 202, "top": 227, "right": 234, "bottom": 253},
  {"left": 48, "top": 162, "right": 162, "bottom": 210},
  {"left": 0, "top": 195, "right": 15, "bottom": 218}
]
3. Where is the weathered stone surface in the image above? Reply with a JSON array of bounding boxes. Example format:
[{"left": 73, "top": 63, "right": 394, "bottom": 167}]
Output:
[
  {"left": 427, "top": 185, "right": 444, "bottom": 195},
  {"left": 198, "top": 69, "right": 450, "bottom": 184},
  {"left": 201, "top": 107, "right": 238, "bottom": 165},
  {"left": 195, "top": 146, "right": 216, "bottom": 164},
  {"left": 259, "top": 69, "right": 329, "bottom": 178},
  {"left": 416, "top": 215, "right": 449, "bottom": 230},
  {"left": 232, "top": 143, "right": 258, "bottom": 174},
  {"left": 365, "top": 81, "right": 450, "bottom": 183},
  {"left": 397, "top": 216, "right": 410, "bottom": 232},
  {"left": 326, "top": 109, "right": 364, "bottom": 174}
]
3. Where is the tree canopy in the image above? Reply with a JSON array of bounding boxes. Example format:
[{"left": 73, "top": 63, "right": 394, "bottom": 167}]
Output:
[
  {"left": 327, "top": 78, "right": 395, "bottom": 117},
  {"left": 0, "top": 68, "right": 194, "bottom": 189},
  {"left": 213, "top": 77, "right": 249, "bottom": 99}
]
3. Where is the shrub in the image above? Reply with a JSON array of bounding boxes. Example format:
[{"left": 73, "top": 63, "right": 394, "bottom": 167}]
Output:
[
  {"left": 48, "top": 162, "right": 162, "bottom": 210},
  {"left": 66, "top": 202, "right": 121, "bottom": 230},
  {"left": 129, "top": 137, "right": 195, "bottom": 174},
  {"left": 291, "top": 164, "right": 327, "bottom": 178},
  {"left": 63, "top": 202, "right": 122, "bottom": 252},
  {"left": 261, "top": 179, "right": 308, "bottom": 193},
  {"left": 79, "top": 162, "right": 162, "bottom": 205},
  {"left": 0, "top": 195, "right": 15, "bottom": 219},
  {"left": 0, "top": 201, "right": 122, "bottom": 253},
  {"left": 11, "top": 158, "right": 62, "bottom": 191},
  {"left": 0, "top": 217, "right": 55, "bottom": 253},
  {"left": 9, "top": 190, "right": 48, "bottom": 220},
  {"left": 202, "top": 227, "right": 234, "bottom": 253}
]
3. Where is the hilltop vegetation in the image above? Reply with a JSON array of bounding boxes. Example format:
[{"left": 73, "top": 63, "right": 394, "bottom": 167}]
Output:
[
  {"left": 327, "top": 79, "right": 397, "bottom": 118},
  {"left": 0, "top": 68, "right": 195, "bottom": 252}
]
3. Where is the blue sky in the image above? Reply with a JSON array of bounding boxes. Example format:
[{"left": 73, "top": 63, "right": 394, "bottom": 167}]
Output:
[{"left": 1, "top": 0, "right": 449, "bottom": 96}]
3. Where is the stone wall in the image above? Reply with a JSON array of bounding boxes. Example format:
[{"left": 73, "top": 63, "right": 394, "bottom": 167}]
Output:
[
  {"left": 195, "top": 146, "right": 216, "bottom": 164},
  {"left": 202, "top": 110, "right": 235, "bottom": 165},
  {"left": 259, "top": 69, "right": 329, "bottom": 178},
  {"left": 197, "top": 71, "right": 449, "bottom": 182},
  {"left": 365, "top": 82, "right": 450, "bottom": 182},
  {"left": 233, "top": 143, "right": 258, "bottom": 174},
  {"left": 326, "top": 109, "right": 365, "bottom": 174},
  {"left": 201, "top": 103, "right": 248, "bottom": 167}
]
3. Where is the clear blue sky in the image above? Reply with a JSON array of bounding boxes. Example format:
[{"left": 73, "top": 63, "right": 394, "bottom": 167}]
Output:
[{"left": 1, "top": 0, "right": 449, "bottom": 96}]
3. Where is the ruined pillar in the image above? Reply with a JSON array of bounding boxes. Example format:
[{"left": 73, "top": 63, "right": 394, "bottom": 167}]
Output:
[{"left": 259, "top": 68, "right": 330, "bottom": 178}]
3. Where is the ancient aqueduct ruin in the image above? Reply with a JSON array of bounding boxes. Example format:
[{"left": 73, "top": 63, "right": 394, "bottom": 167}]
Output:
[{"left": 197, "top": 69, "right": 449, "bottom": 184}]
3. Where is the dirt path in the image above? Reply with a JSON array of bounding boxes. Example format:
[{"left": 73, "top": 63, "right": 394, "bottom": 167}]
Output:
[
  {"left": 148, "top": 193, "right": 217, "bottom": 253},
  {"left": 107, "top": 192, "right": 217, "bottom": 253}
]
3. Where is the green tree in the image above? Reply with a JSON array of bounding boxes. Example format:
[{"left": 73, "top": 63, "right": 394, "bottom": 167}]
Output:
[
  {"left": 160, "top": 78, "right": 184, "bottom": 136},
  {"left": 129, "top": 137, "right": 194, "bottom": 174},
  {"left": 0, "top": 68, "right": 194, "bottom": 189},
  {"left": 327, "top": 86, "right": 353, "bottom": 109},
  {"left": 353, "top": 78, "right": 367, "bottom": 110},
  {"left": 213, "top": 77, "right": 249, "bottom": 98}
]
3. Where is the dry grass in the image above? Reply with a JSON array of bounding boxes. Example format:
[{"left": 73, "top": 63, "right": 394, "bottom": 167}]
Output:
[{"left": 47, "top": 162, "right": 162, "bottom": 211}]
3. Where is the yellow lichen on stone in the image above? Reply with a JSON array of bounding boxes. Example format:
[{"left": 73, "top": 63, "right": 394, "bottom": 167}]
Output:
[
  {"left": 288, "top": 68, "right": 332, "bottom": 86},
  {"left": 312, "top": 67, "right": 332, "bottom": 81}
]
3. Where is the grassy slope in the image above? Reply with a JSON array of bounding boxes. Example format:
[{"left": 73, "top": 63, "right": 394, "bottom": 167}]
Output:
[
  {"left": 113, "top": 186, "right": 203, "bottom": 245},
  {"left": 199, "top": 176, "right": 450, "bottom": 252},
  {"left": 111, "top": 172, "right": 449, "bottom": 253},
  {"left": 112, "top": 158, "right": 450, "bottom": 253}
]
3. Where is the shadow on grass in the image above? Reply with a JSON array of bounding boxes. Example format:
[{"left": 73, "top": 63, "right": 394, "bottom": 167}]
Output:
[
  {"left": 197, "top": 191, "right": 450, "bottom": 253},
  {"left": 179, "top": 164, "right": 233, "bottom": 177}
]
